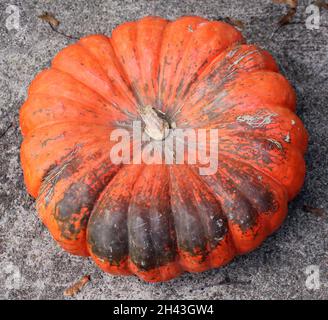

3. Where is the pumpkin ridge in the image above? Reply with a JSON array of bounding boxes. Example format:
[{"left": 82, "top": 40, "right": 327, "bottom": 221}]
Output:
[
  {"left": 165, "top": 21, "right": 244, "bottom": 115},
  {"left": 179, "top": 69, "right": 295, "bottom": 125},
  {"left": 217, "top": 134, "right": 306, "bottom": 199},
  {"left": 20, "top": 123, "right": 114, "bottom": 197},
  {"left": 76, "top": 41, "right": 139, "bottom": 114},
  {"left": 135, "top": 17, "right": 169, "bottom": 108},
  {"left": 170, "top": 41, "right": 246, "bottom": 119},
  {"left": 51, "top": 66, "right": 132, "bottom": 119},
  {"left": 110, "top": 21, "right": 145, "bottom": 107},
  {"left": 218, "top": 158, "right": 285, "bottom": 213},
  {"left": 218, "top": 152, "right": 290, "bottom": 198},
  {"left": 182, "top": 105, "right": 307, "bottom": 162},
  {"left": 20, "top": 93, "right": 114, "bottom": 136},
  {"left": 173, "top": 45, "right": 279, "bottom": 121},
  {"left": 23, "top": 124, "right": 111, "bottom": 146},
  {"left": 215, "top": 130, "right": 302, "bottom": 155},
  {"left": 77, "top": 34, "right": 139, "bottom": 115},
  {"left": 189, "top": 165, "right": 239, "bottom": 256},
  {"left": 87, "top": 165, "right": 151, "bottom": 275},
  {"left": 36, "top": 144, "right": 83, "bottom": 202},
  {"left": 58, "top": 180, "right": 109, "bottom": 249},
  {"left": 196, "top": 165, "right": 259, "bottom": 233},
  {"left": 197, "top": 168, "right": 269, "bottom": 254},
  {"left": 187, "top": 165, "right": 230, "bottom": 253},
  {"left": 169, "top": 165, "right": 230, "bottom": 271},
  {"left": 26, "top": 93, "right": 112, "bottom": 114},
  {"left": 210, "top": 104, "right": 308, "bottom": 154},
  {"left": 159, "top": 18, "right": 205, "bottom": 112},
  {"left": 171, "top": 166, "right": 211, "bottom": 262},
  {"left": 222, "top": 71, "right": 297, "bottom": 111},
  {"left": 216, "top": 159, "right": 288, "bottom": 248},
  {"left": 110, "top": 17, "right": 168, "bottom": 109},
  {"left": 157, "top": 16, "right": 207, "bottom": 113},
  {"left": 28, "top": 69, "right": 128, "bottom": 124},
  {"left": 155, "top": 18, "right": 173, "bottom": 110},
  {"left": 193, "top": 103, "right": 299, "bottom": 126},
  {"left": 187, "top": 167, "right": 240, "bottom": 268},
  {"left": 87, "top": 164, "right": 146, "bottom": 273},
  {"left": 51, "top": 43, "right": 137, "bottom": 118},
  {"left": 213, "top": 163, "right": 276, "bottom": 235},
  {"left": 126, "top": 165, "right": 178, "bottom": 276}
]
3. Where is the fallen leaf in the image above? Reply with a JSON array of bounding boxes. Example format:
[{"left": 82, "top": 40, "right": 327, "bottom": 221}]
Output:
[
  {"left": 38, "top": 12, "right": 60, "bottom": 28},
  {"left": 314, "top": 0, "right": 328, "bottom": 9},
  {"left": 224, "top": 17, "right": 245, "bottom": 29},
  {"left": 64, "top": 275, "right": 90, "bottom": 297},
  {"left": 278, "top": 7, "right": 297, "bottom": 26},
  {"left": 273, "top": 0, "right": 298, "bottom": 8},
  {"left": 273, "top": 0, "right": 298, "bottom": 26},
  {"left": 303, "top": 205, "right": 326, "bottom": 217},
  {"left": 38, "top": 13, "right": 79, "bottom": 40}
]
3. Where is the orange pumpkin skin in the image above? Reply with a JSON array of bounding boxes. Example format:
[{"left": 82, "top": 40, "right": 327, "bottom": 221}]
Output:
[{"left": 20, "top": 16, "right": 308, "bottom": 282}]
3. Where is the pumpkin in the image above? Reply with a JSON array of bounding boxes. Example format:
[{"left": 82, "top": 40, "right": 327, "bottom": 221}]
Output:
[{"left": 20, "top": 16, "right": 308, "bottom": 282}]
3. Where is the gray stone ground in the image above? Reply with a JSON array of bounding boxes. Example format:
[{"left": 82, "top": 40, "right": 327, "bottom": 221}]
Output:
[{"left": 0, "top": 0, "right": 328, "bottom": 300}]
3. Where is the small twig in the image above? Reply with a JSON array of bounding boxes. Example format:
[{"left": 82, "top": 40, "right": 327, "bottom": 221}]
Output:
[
  {"left": 270, "top": 0, "right": 299, "bottom": 39},
  {"left": 47, "top": 23, "right": 79, "bottom": 40},
  {"left": 216, "top": 274, "right": 251, "bottom": 286},
  {"left": 303, "top": 205, "right": 326, "bottom": 217},
  {"left": 223, "top": 17, "right": 245, "bottom": 30},
  {"left": 0, "top": 123, "right": 13, "bottom": 139},
  {"left": 269, "top": 20, "right": 307, "bottom": 40},
  {"left": 64, "top": 275, "right": 91, "bottom": 297},
  {"left": 38, "top": 12, "right": 79, "bottom": 40}
]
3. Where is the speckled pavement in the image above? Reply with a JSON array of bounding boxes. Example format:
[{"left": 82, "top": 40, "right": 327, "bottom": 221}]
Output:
[{"left": 0, "top": 0, "right": 327, "bottom": 300}]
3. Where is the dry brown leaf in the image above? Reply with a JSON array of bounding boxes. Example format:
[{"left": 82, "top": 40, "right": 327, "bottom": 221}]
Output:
[
  {"left": 273, "top": 0, "right": 298, "bottom": 8},
  {"left": 273, "top": 0, "right": 298, "bottom": 26},
  {"left": 38, "top": 12, "right": 78, "bottom": 40},
  {"left": 278, "top": 7, "right": 297, "bottom": 26},
  {"left": 38, "top": 12, "right": 60, "bottom": 28},
  {"left": 303, "top": 205, "right": 326, "bottom": 217},
  {"left": 224, "top": 17, "right": 245, "bottom": 29},
  {"left": 314, "top": 0, "right": 328, "bottom": 9},
  {"left": 64, "top": 275, "right": 90, "bottom": 297}
]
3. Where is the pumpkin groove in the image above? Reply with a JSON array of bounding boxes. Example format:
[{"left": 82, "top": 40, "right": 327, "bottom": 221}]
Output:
[{"left": 20, "top": 16, "right": 308, "bottom": 282}]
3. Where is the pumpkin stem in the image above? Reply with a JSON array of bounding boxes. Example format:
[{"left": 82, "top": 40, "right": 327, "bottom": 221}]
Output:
[{"left": 138, "top": 105, "right": 170, "bottom": 140}]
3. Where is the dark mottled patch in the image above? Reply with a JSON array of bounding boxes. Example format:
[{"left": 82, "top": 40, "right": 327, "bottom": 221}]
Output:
[
  {"left": 39, "top": 152, "right": 82, "bottom": 207},
  {"left": 55, "top": 182, "right": 97, "bottom": 239},
  {"left": 87, "top": 207, "right": 129, "bottom": 266},
  {"left": 88, "top": 166, "right": 178, "bottom": 271},
  {"left": 205, "top": 159, "right": 281, "bottom": 232},
  {"left": 170, "top": 168, "right": 228, "bottom": 260},
  {"left": 199, "top": 169, "right": 259, "bottom": 232},
  {"left": 45, "top": 160, "right": 120, "bottom": 241},
  {"left": 222, "top": 161, "right": 279, "bottom": 214},
  {"left": 223, "top": 197, "right": 258, "bottom": 231},
  {"left": 127, "top": 203, "right": 177, "bottom": 271}
]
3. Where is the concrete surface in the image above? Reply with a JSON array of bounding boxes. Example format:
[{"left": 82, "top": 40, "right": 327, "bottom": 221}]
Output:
[{"left": 0, "top": 0, "right": 328, "bottom": 300}]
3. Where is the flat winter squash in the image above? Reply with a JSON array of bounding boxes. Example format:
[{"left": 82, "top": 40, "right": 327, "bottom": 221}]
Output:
[{"left": 20, "top": 16, "right": 308, "bottom": 282}]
